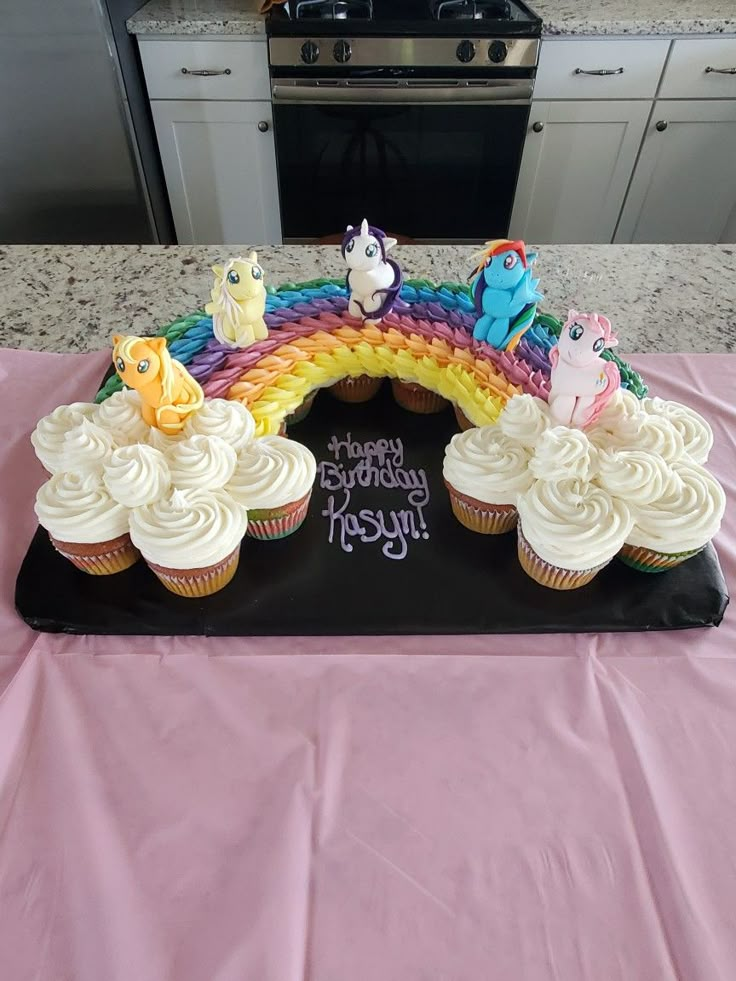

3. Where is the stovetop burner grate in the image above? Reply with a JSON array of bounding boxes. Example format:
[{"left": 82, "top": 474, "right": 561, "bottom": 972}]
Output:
[
  {"left": 430, "top": 0, "right": 512, "bottom": 19},
  {"left": 294, "top": 0, "right": 373, "bottom": 18}
]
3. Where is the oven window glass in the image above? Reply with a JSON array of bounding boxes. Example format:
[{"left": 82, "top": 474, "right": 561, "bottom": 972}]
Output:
[{"left": 274, "top": 102, "right": 530, "bottom": 241}]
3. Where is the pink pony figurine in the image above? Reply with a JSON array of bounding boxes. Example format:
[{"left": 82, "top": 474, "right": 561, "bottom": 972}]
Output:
[{"left": 548, "top": 311, "right": 621, "bottom": 428}]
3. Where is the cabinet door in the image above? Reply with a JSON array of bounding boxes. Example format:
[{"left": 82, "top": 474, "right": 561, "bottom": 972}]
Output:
[
  {"left": 509, "top": 100, "right": 650, "bottom": 244},
  {"left": 616, "top": 100, "right": 736, "bottom": 244},
  {"left": 151, "top": 100, "right": 282, "bottom": 245}
]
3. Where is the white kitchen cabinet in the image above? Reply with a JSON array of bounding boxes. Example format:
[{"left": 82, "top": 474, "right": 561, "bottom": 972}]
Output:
[
  {"left": 509, "top": 100, "right": 651, "bottom": 244},
  {"left": 150, "top": 99, "right": 281, "bottom": 246},
  {"left": 616, "top": 101, "right": 736, "bottom": 244}
]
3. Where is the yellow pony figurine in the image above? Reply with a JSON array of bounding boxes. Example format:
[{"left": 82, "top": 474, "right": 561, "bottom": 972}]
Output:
[
  {"left": 112, "top": 334, "right": 204, "bottom": 434},
  {"left": 205, "top": 252, "right": 268, "bottom": 349}
]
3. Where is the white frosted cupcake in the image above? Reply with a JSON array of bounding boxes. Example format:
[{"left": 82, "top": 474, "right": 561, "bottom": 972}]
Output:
[
  {"left": 498, "top": 394, "right": 550, "bottom": 447},
  {"left": 94, "top": 389, "right": 149, "bottom": 445},
  {"left": 35, "top": 471, "right": 137, "bottom": 574},
  {"left": 620, "top": 461, "right": 725, "bottom": 572},
  {"left": 61, "top": 419, "right": 117, "bottom": 476},
  {"left": 31, "top": 402, "right": 97, "bottom": 473},
  {"left": 642, "top": 397, "right": 713, "bottom": 464},
  {"left": 168, "top": 434, "right": 237, "bottom": 491},
  {"left": 517, "top": 478, "right": 632, "bottom": 590},
  {"left": 589, "top": 412, "right": 685, "bottom": 463},
  {"left": 227, "top": 436, "right": 316, "bottom": 540},
  {"left": 596, "top": 448, "right": 674, "bottom": 506},
  {"left": 130, "top": 488, "right": 247, "bottom": 597},
  {"left": 594, "top": 387, "right": 642, "bottom": 434},
  {"left": 529, "top": 427, "right": 597, "bottom": 483},
  {"left": 146, "top": 425, "right": 188, "bottom": 454},
  {"left": 104, "top": 444, "right": 171, "bottom": 508},
  {"left": 443, "top": 426, "right": 533, "bottom": 534},
  {"left": 183, "top": 398, "right": 256, "bottom": 453}
]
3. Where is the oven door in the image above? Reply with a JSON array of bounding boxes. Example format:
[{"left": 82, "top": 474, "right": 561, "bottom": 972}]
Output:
[{"left": 271, "top": 78, "right": 533, "bottom": 242}]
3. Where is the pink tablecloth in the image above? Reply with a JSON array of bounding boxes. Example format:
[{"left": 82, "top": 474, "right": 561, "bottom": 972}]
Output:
[{"left": 1, "top": 347, "right": 735, "bottom": 981}]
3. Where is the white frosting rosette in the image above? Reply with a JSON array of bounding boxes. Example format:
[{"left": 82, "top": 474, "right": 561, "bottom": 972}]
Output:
[
  {"left": 589, "top": 413, "right": 686, "bottom": 463},
  {"left": 168, "top": 435, "right": 237, "bottom": 491},
  {"left": 626, "top": 461, "right": 725, "bottom": 555},
  {"left": 595, "top": 449, "right": 676, "bottom": 506},
  {"left": 184, "top": 398, "right": 256, "bottom": 453},
  {"left": 31, "top": 402, "right": 97, "bottom": 473},
  {"left": 517, "top": 478, "right": 633, "bottom": 572},
  {"left": 594, "top": 388, "right": 643, "bottom": 435},
  {"left": 94, "top": 389, "right": 149, "bottom": 445},
  {"left": 443, "top": 427, "right": 533, "bottom": 505},
  {"left": 35, "top": 472, "right": 129, "bottom": 544},
  {"left": 498, "top": 394, "right": 550, "bottom": 446},
  {"left": 129, "top": 488, "right": 247, "bottom": 569},
  {"left": 227, "top": 436, "right": 316, "bottom": 510},
  {"left": 642, "top": 397, "right": 713, "bottom": 464},
  {"left": 104, "top": 445, "right": 171, "bottom": 508},
  {"left": 61, "top": 419, "right": 117, "bottom": 476},
  {"left": 529, "top": 427, "right": 597, "bottom": 483},
  {"left": 146, "top": 426, "right": 188, "bottom": 455}
]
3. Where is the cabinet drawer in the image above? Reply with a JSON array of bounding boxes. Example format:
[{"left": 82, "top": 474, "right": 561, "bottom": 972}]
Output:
[
  {"left": 139, "top": 39, "right": 270, "bottom": 101},
  {"left": 660, "top": 39, "right": 736, "bottom": 100},
  {"left": 535, "top": 39, "right": 670, "bottom": 100}
]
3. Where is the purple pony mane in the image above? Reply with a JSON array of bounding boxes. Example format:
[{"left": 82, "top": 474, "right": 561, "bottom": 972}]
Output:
[{"left": 342, "top": 223, "right": 403, "bottom": 321}]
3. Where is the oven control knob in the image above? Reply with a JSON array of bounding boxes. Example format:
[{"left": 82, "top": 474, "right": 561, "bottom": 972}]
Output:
[
  {"left": 333, "top": 40, "right": 352, "bottom": 64},
  {"left": 300, "top": 40, "right": 320, "bottom": 65},
  {"left": 488, "top": 40, "right": 508, "bottom": 64},
  {"left": 456, "top": 40, "right": 476, "bottom": 64}
]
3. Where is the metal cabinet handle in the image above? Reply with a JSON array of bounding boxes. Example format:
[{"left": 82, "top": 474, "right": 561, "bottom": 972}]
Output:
[
  {"left": 705, "top": 66, "right": 736, "bottom": 75},
  {"left": 181, "top": 68, "right": 232, "bottom": 77},
  {"left": 574, "top": 67, "right": 625, "bottom": 76},
  {"left": 532, "top": 121, "right": 544, "bottom": 133},
  {"left": 655, "top": 120, "right": 668, "bottom": 132},
  {"left": 257, "top": 121, "right": 270, "bottom": 132}
]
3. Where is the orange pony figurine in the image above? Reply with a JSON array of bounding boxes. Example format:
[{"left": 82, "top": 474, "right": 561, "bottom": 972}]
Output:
[{"left": 112, "top": 334, "right": 204, "bottom": 434}]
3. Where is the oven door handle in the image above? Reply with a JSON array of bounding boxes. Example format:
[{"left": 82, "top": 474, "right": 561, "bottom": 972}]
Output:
[{"left": 271, "top": 81, "right": 534, "bottom": 105}]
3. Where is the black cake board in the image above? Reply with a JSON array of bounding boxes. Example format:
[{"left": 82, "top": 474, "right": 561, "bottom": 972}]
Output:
[{"left": 16, "top": 384, "right": 729, "bottom": 636}]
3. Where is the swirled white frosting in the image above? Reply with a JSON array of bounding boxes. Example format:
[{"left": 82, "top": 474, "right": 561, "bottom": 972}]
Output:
[
  {"left": 167, "top": 434, "right": 237, "bottom": 491},
  {"left": 94, "top": 389, "right": 149, "bottom": 445},
  {"left": 35, "top": 471, "right": 129, "bottom": 544},
  {"left": 227, "top": 436, "right": 316, "bottom": 509},
  {"left": 129, "top": 488, "right": 247, "bottom": 569},
  {"left": 443, "top": 427, "right": 533, "bottom": 505},
  {"left": 498, "top": 394, "right": 550, "bottom": 446},
  {"left": 31, "top": 402, "right": 97, "bottom": 473},
  {"left": 104, "top": 445, "right": 171, "bottom": 508},
  {"left": 518, "top": 478, "right": 633, "bottom": 572},
  {"left": 529, "top": 427, "right": 597, "bottom": 483},
  {"left": 184, "top": 398, "right": 256, "bottom": 453},
  {"left": 626, "top": 461, "right": 725, "bottom": 554},
  {"left": 595, "top": 388, "right": 643, "bottom": 437},
  {"left": 596, "top": 449, "right": 676, "bottom": 506},
  {"left": 61, "top": 419, "right": 117, "bottom": 476},
  {"left": 146, "top": 426, "right": 187, "bottom": 455},
  {"left": 589, "top": 413, "right": 686, "bottom": 463},
  {"left": 642, "top": 397, "right": 713, "bottom": 464}
]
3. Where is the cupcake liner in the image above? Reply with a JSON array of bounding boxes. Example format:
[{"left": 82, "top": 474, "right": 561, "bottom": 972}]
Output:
[
  {"left": 392, "top": 380, "right": 448, "bottom": 414},
  {"left": 286, "top": 391, "right": 316, "bottom": 426},
  {"left": 517, "top": 526, "right": 607, "bottom": 590},
  {"left": 454, "top": 404, "right": 476, "bottom": 432},
  {"left": 618, "top": 541, "right": 706, "bottom": 573},
  {"left": 445, "top": 481, "right": 517, "bottom": 535},
  {"left": 331, "top": 376, "right": 382, "bottom": 403},
  {"left": 247, "top": 490, "right": 311, "bottom": 541},
  {"left": 50, "top": 533, "right": 140, "bottom": 575},
  {"left": 147, "top": 546, "right": 240, "bottom": 597}
]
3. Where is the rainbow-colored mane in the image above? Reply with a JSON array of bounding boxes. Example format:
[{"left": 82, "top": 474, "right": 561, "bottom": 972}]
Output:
[
  {"left": 470, "top": 239, "right": 543, "bottom": 351},
  {"left": 112, "top": 334, "right": 204, "bottom": 434},
  {"left": 205, "top": 253, "right": 268, "bottom": 349}
]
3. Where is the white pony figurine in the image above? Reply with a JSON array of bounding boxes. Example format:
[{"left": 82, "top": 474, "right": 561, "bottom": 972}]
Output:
[
  {"left": 548, "top": 310, "right": 621, "bottom": 428},
  {"left": 205, "top": 253, "right": 268, "bottom": 349},
  {"left": 342, "top": 219, "right": 403, "bottom": 325}
]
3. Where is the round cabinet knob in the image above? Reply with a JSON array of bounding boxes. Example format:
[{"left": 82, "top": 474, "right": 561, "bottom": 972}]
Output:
[
  {"left": 333, "top": 39, "right": 352, "bottom": 64},
  {"left": 655, "top": 120, "right": 668, "bottom": 132},
  {"left": 532, "top": 121, "right": 544, "bottom": 133},
  {"left": 456, "top": 40, "right": 476, "bottom": 64},
  {"left": 258, "top": 121, "right": 270, "bottom": 133},
  {"left": 488, "top": 40, "right": 508, "bottom": 64},
  {"left": 300, "top": 40, "right": 320, "bottom": 65}
]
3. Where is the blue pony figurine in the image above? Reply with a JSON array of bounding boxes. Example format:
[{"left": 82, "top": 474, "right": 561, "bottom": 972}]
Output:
[{"left": 470, "top": 239, "right": 543, "bottom": 350}]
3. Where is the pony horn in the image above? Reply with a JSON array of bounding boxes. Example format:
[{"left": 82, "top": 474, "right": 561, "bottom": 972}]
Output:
[{"left": 360, "top": 218, "right": 369, "bottom": 235}]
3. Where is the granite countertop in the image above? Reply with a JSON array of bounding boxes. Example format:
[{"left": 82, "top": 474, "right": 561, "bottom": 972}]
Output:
[
  {"left": 0, "top": 244, "right": 734, "bottom": 356},
  {"left": 128, "top": 0, "right": 736, "bottom": 37}
]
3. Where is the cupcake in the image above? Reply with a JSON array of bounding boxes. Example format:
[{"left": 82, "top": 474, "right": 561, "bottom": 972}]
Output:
[
  {"left": 642, "top": 397, "right": 713, "bottom": 464},
  {"left": 146, "top": 425, "right": 188, "bottom": 454},
  {"left": 596, "top": 448, "right": 674, "bottom": 506},
  {"left": 35, "top": 471, "right": 138, "bottom": 575},
  {"left": 454, "top": 404, "right": 476, "bottom": 432},
  {"left": 619, "top": 461, "right": 725, "bottom": 572},
  {"left": 183, "top": 397, "right": 256, "bottom": 453},
  {"left": 227, "top": 436, "right": 316, "bottom": 540},
  {"left": 60, "top": 419, "right": 117, "bottom": 476},
  {"left": 286, "top": 390, "right": 317, "bottom": 425},
  {"left": 130, "top": 488, "right": 247, "bottom": 597},
  {"left": 517, "top": 478, "right": 632, "bottom": 590},
  {"left": 104, "top": 444, "right": 171, "bottom": 508},
  {"left": 391, "top": 380, "right": 448, "bottom": 414},
  {"left": 94, "top": 388, "right": 149, "bottom": 445},
  {"left": 331, "top": 375, "right": 382, "bottom": 403},
  {"left": 443, "top": 427, "right": 533, "bottom": 534},
  {"left": 168, "top": 434, "right": 237, "bottom": 491},
  {"left": 588, "top": 412, "right": 685, "bottom": 462},
  {"left": 528, "top": 426, "right": 597, "bottom": 483},
  {"left": 497, "top": 393, "right": 550, "bottom": 447},
  {"left": 31, "top": 402, "right": 97, "bottom": 474}
]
